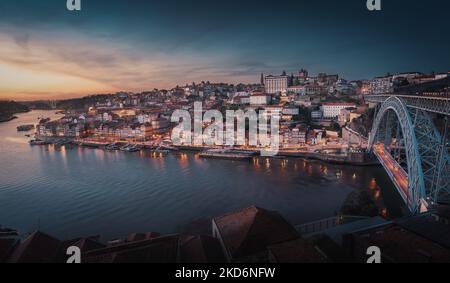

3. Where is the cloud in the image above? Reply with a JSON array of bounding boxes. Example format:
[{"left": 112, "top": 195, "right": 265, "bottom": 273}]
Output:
[{"left": 0, "top": 25, "right": 265, "bottom": 100}]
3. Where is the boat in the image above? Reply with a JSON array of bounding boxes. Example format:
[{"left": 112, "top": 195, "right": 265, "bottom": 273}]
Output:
[
  {"left": 119, "top": 144, "right": 131, "bottom": 151},
  {"left": 153, "top": 147, "right": 170, "bottom": 153},
  {"left": 149, "top": 147, "right": 170, "bottom": 155},
  {"left": 38, "top": 117, "right": 51, "bottom": 124},
  {"left": 125, "top": 145, "right": 141, "bottom": 152},
  {"left": 54, "top": 140, "right": 71, "bottom": 146},
  {"left": 17, "top": 124, "right": 35, "bottom": 132},
  {"left": 105, "top": 143, "right": 120, "bottom": 151},
  {"left": 199, "top": 149, "right": 255, "bottom": 161},
  {"left": 120, "top": 144, "right": 140, "bottom": 152},
  {"left": 29, "top": 139, "right": 49, "bottom": 146}
]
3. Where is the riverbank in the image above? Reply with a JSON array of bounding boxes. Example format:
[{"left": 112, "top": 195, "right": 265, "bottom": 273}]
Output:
[
  {"left": 277, "top": 151, "right": 379, "bottom": 166},
  {"left": 1, "top": 110, "right": 400, "bottom": 241},
  {"left": 0, "top": 101, "right": 31, "bottom": 123},
  {"left": 33, "top": 137, "right": 380, "bottom": 167},
  {"left": 0, "top": 115, "right": 18, "bottom": 123}
]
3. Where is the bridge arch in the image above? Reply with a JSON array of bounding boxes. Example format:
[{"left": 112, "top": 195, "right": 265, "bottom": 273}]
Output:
[{"left": 369, "top": 96, "right": 426, "bottom": 213}]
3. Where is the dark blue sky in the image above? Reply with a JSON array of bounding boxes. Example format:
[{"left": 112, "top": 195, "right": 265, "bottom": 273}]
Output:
[{"left": 1, "top": 0, "right": 449, "bottom": 99}]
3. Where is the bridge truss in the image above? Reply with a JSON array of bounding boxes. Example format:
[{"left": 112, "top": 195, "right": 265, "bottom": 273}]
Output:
[{"left": 367, "top": 95, "right": 450, "bottom": 213}]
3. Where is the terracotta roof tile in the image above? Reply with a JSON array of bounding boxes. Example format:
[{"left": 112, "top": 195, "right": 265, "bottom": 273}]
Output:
[{"left": 213, "top": 206, "right": 299, "bottom": 259}]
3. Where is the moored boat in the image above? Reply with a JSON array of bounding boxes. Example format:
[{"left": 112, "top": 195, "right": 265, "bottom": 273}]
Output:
[
  {"left": 29, "top": 139, "right": 49, "bottom": 146},
  {"left": 105, "top": 143, "right": 120, "bottom": 151},
  {"left": 199, "top": 149, "right": 255, "bottom": 161},
  {"left": 17, "top": 124, "right": 35, "bottom": 132}
]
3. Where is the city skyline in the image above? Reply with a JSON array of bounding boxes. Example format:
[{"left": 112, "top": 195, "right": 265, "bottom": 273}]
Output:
[{"left": 1, "top": 0, "right": 450, "bottom": 100}]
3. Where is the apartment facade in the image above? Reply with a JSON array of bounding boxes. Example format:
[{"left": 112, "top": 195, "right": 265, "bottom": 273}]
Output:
[
  {"left": 321, "top": 103, "right": 357, "bottom": 119},
  {"left": 264, "top": 75, "right": 289, "bottom": 94}
]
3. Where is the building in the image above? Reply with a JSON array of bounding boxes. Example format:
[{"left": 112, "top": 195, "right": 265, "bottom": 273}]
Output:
[
  {"left": 370, "top": 76, "right": 393, "bottom": 94},
  {"left": 8, "top": 231, "right": 61, "bottom": 263},
  {"left": 0, "top": 238, "right": 19, "bottom": 263},
  {"left": 151, "top": 118, "right": 169, "bottom": 131},
  {"left": 264, "top": 74, "right": 289, "bottom": 94},
  {"left": 178, "top": 235, "right": 227, "bottom": 263},
  {"left": 318, "top": 73, "right": 339, "bottom": 86},
  {"left": 84, "top": 235, "right": 180, "bottom": 263},
  {"left": 321, "top": 103, "right": 357, "bottom": 119},
  {"left": 229, "top": 92, "right": 251, "bottom": 105},
  {"left": 296, "top": 69, "right": 309, "bottom": 84},
  {"left": 434, "top": 72, "right": 450, "bottom": 80},
  {"left": 338, "top": 108, "right": 361, "bottom": 125},
  {"left": 268, "top": 238, "right": 328, "bottom": 263},
  {"left": 394, "top": 76, "right": 450, "bottom": 96},
  {"left": 282, "top": 107, "right": 299, "bottom": 116},
  {"left": 412, "top": 75, "right": 436, "bottom": 84},
  {"left": 212, "top": 206, "right": 299, "bottom": 262},
  {"left": 342, "top": 127, "right": 367, "bottom": 145},
  {"left": 305, "top": 84, "right": 326, "bottom": 96},
  {"left": 294, "top": 96, "right": 312, "bottom": 107},
  {"left": 343, "top": 215, "right": 450, "bottom": 263},
  {"left": 287, "top": 86, "right": 306, "bottom": 95},
  {"left": 250, "top": 93, "right": 271, "bottom": 106},
  {"left": 311, "top": 110, "right": 323, "bottom": 120},
  {"left": 392, "top": 72, "right": 422, "bottom": 83},
  {"left": 282, "top": 126, "right": 307, "bottom": 148}
]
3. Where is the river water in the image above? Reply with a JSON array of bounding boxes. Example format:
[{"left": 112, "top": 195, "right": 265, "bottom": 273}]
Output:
[{"left": 0, "top": 111, "right": 405, "bottom": 240}]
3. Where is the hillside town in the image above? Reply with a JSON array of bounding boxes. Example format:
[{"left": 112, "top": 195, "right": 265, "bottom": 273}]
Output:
[{"left": 25, "top": 69, "right": 449, "bottom": 163}]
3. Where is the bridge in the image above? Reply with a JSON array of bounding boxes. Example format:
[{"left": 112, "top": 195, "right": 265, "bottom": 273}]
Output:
[{"left": 366, "top": 93, "right": 450, "bottom": 214}]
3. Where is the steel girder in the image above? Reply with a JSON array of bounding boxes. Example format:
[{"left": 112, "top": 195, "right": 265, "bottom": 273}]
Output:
[
  {"left": 369, "top": 96, "right": 426, "bottom": 213},
  {"left": 409, "top": 109, "right": 450, "bottom": 205},
  {"left": 434, "top": 117, "right": 450, "bottom": 203},
  {"left": 366, "top": 95, "right": 450, "bottom": 116}
]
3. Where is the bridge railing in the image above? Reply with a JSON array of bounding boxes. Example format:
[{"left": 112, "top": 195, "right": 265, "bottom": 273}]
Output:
[
  {"left": 365, "top": 94, "right": 450, "bottom": 116},
  {"left": 295, "top": 215, "right": 370, "bottom": 235}
]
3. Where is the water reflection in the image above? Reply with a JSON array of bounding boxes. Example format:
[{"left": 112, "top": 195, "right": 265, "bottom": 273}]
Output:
[{"left": 0, "top": 111, "right": 405, "bottom": 240}]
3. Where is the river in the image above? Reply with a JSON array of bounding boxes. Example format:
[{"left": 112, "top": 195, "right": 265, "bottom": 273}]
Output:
[{"left": 0, "top": 110, "right": 406, "bottom": 240}]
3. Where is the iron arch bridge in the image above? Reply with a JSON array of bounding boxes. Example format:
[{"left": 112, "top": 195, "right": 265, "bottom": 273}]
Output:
[{"left": 367, "top": 94, "right": 450, "bottom": 214}]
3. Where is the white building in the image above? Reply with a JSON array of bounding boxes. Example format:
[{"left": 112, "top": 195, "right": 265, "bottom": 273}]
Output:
[
  {"left": 264, "top": 75, "right": 289, "bottom": 94},
  {"left": 282, "top": 127, "right": 306, "bottom": 148},
  {"left": 287, "top": 86, "right": 306, "bottom": 95},
  {"left": 392, "top": 72, "right": 422, "bottom": 83},
  {"left": 250, "top": 93, "right": 271, "bottom": 106},
  {"left": 321, "top": 103, "right": 357, "bottom": 119},
  {"left": 435, "top": 73, "right": 450, "bottom": 80}
]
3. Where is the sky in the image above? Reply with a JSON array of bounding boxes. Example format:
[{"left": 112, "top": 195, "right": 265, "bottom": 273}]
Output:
[{"left": 0, "top": 0, "right": 449, "bottom": 100}]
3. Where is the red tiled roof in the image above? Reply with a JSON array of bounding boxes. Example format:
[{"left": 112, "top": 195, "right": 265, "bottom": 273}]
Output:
[
  {"left": 83, "top": 235, "right": 179, "bottom": 263},
  {"left": 0, "top": 238, "right": 19, "bottom": 263},
  {"left": 179, "top": 235, "right": 226, "bottom": 263},
  {"left": 268, "top": 238, "right": 328, "bottom": 263},
  {"left": 213, "top": 206, "right": 299, "bottom": 259},
  {"left": 127, "top": 232, "right": 161, "bottom": 242},
  {"left": 8, "top": 231, "right": 61, "bottom": 263},
  {"left": 62, "top": 236, "right": 105, "bottom": 254}
]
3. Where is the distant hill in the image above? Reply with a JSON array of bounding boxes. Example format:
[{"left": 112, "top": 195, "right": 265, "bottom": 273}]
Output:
[
  {"left": 55, "top": 95, "right": 111, "bottom": 110},
  {"left": 0, "top": 101, "right": 30, "bottom": 122},
  {"left": 20, "top": 94, "right": 113, "bottom": 111}
]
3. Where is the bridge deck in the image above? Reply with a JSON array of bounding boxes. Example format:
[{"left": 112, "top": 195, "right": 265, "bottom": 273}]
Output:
[
  {"left": 365, "top": 94, "right": 450, "bottom": 116},
  {"left": 373, "top": 143, "right": 411, "bottom": 208}
]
